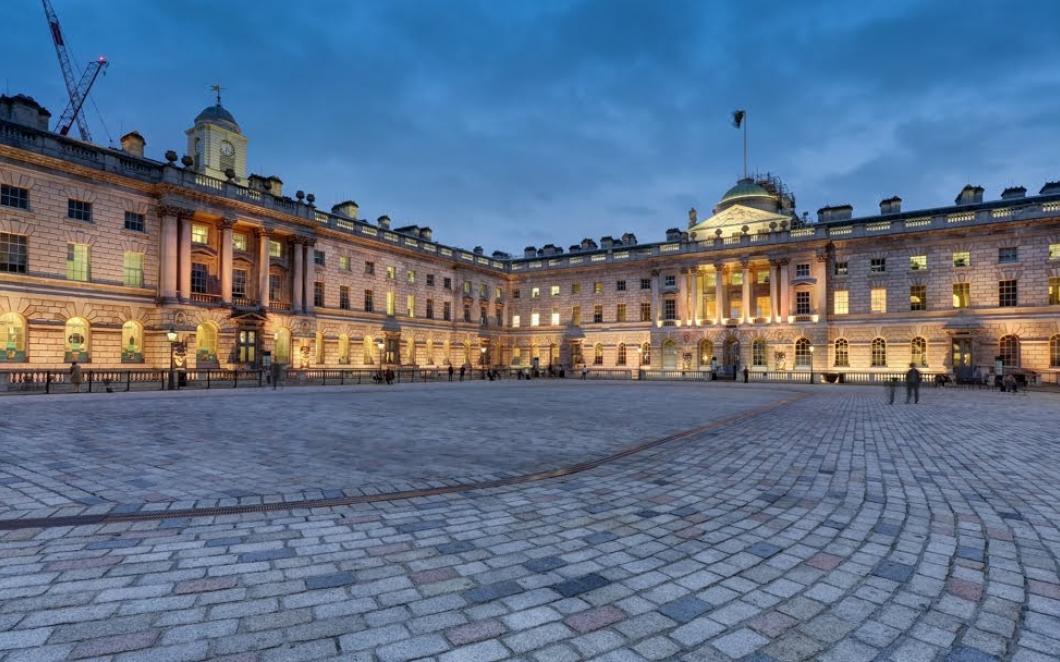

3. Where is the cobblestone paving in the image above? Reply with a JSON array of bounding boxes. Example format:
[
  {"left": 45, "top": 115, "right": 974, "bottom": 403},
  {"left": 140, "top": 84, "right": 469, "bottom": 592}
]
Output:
[{"left": 1, "top": 384, "right": 1059, "bottom": 661}]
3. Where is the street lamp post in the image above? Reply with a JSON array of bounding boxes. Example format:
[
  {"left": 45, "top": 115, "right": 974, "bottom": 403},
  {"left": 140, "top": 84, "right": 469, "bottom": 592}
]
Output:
[
  {"left": 166, "top": 327, "right": 178, "bottom": 390},
  {"left": 376, "top": 338, "right": 385, "bottom": 383},
  {"left": 809, "top": 344, "right": 815, "bottom": 384},
  {"left": 636, "top": 345, "right": 643, "bottom": 380},
  {"left": 480, "top": 345, "right": 487, "bottom": 380}
]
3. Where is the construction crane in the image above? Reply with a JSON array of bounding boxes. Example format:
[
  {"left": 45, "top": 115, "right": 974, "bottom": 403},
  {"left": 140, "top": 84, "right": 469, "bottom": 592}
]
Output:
[{"left": 42, "top": 0, "right": 108, "bottom": 141}]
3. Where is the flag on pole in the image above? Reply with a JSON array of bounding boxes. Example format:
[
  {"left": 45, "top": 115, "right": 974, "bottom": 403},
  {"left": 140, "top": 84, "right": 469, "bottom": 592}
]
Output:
[{"left": 731, "top": 110, "right": 745, "bottom": 128}]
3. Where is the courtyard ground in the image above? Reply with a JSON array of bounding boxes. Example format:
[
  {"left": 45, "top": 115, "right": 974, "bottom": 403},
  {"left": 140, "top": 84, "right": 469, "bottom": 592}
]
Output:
[{"left": 0, "top": 381, "right": 1058, "bottom": 661}]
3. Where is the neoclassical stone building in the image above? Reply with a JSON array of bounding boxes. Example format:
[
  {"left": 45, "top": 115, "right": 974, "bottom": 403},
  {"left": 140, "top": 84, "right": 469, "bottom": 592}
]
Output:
[{"left": 2, "top": 92, "right": 1059, "bottom": 381}]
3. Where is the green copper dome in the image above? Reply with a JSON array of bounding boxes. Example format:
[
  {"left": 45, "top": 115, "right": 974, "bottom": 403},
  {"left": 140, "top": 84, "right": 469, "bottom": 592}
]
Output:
[{"left": 720, "top": 178, "right": 771, "bottom": 203}]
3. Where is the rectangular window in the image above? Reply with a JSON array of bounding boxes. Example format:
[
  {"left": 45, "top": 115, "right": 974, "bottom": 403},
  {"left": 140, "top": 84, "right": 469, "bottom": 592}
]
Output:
[
  {"left": 426, "top": 274, "right": 435, "bottom": 287},
  {"left": 123, "top": 211, "right": 145, "bottom": 232},
  {"left": 386, "top": 266, "right": 396, "bottom": 280},
  {"left": 190, "top": 263, "right": 208, "bottom": 294},
  {"left": 616, "top": 280, "right": 626, "bottom": 291},
  {"left": 513, "top": 288, "right": 521, "bottom": 299},
  {"left": 795, "top": 263, "right": 810, "bottom": 278},
  {"left": 550, "top": 311, "right": 560, "bottom": 326},
  {"left": 463, "top": 305, "right": 471, "bottom": 322},
  {"left": 269, "top": 274, "right": 282, "bottom": 301},
  {"left": 998, "top": 280, "right": 1018, "bottom": 307},
  {"left": 549, "top": 285, "right": 560, "bottom": 296},
  {"left": 233, "top": 232, "right": 248, "bottom": 251},
  {"left": 953, "top": 283, "right": 970, "bottom": 308},
  {"left": 314, "top": 250, "right": 325, "bottom": 266},
  {"left": 386, "top": 291, "right": 395, "bottom": 316},
  {"left": 870, "top": 287, "right": 887, "bottom": 313},
  {"left": 406, "top": 294, "right": 415, "bottom": 317},
  {"left": 640, "top": 278, "right": 651, "bottom": 290},
  {"left": 909, "top": 255, "right": 927, "bottom": 271},
  {"left": 122, "top": 251, "right": 144, "bottom": 287},
  {"left": 593, "top": 304, "right": 603, "bottom": 323},
  {"left": 479, "top": 283, "right": 487, "bottom": 298},
  {"left": 571, "top": 282, "right": 581, "bottom": 294},
  {"left": 640, "top": 302, "right": 651, "bottom": 322},
  {"left": 834, "top": 261, "right": 848, "bottom": 276},
  {"left": 480, "top": 304, "right": 488, "bottom": 326},
  {"left": 365, "top": 261, "right": 375, "bottom": 275},
  {"left": 593, "top": 282, "right": 604, "bottom": 295},
  {"left": 0, "top": 233, "right": 28, "bottom": 273},
  {"left": 443, "top": 301, "right": 451, "bottom": 321},
  {"left": 314, "top": 282, "right": 325, "bottom": 307},
  {"left": 495, "top": 287, "right": 502, "bottom": 300},
  {"left": 463, "top": 281, "right": 471, "bottom": 294},
  {"left": 364, "top": 289, "right": 374, "bottom": 312},
  {"left": 407, "top": 270, "right": 416, "bottom": 284},
  {"left": 530, "top": 312, "right": 540, "bottom": 327},
  {"left": 426, "top": 298, "right": 434, "bottom": 319},
  {"left": 756, "top": 271, "right": 769, "bottom": 284},
  {"left": 731, "top": 271, "right": 743, "bottom": 286},
  {"left": 443, "top": 276, "right": 452, "bottom": 290},
  {"left": 1049, "top": 277, "right": 1060, "bottom": 305},
  {"left": 531, "top": 287, "right": 540, "bottom": 299},
  {"left": 664, "top": 299, "right": 676, "bottom": 320},
  {"left": 998, "top": 246, "right": 1018, "bottom": 264},
  {"left": 0, "top": 185, "right": 28, "bottom": 210},
  {"left": 571, "top": 305, "right": 581, "bottom": 325},
  {"left": 512, "top": 314, "right": 521, "bottom": 328},
  {"left": 67, "top": 199, "right": 92, "bottom": 222},
  {"left": 496, "top": 305, "right": 503, "bottom": 326},
  {"left": 233, "top": 269, "right": 247, "bottom": 298},
  {"left": 834, "top": 290, "right": 848, "bottom": 315},
  {"left": 910, "top": 285, "right": 926, "bottom": 311},
  {"left": 664, "top": 274, "right": 676, "bottom": 288},
  {"left": 269, "top": 239, "right": 283, "bottom": 257},
  {"left": 952, "top": 251, "right": 970, "bottom": 268},
  {"left": 870, "top": 258, "right": 886, "bottom": 273},
  {"left": 795, "top": 291, "right": 810, "bottom": 315},
  {"left": 616, "top": 303, "right": 627, "bottom": 322},
  {"left": 1050, "top": 243, "right": 1060, "bottom": 260},
  {"left": 338, "top": 255, "right": 350, "bottom": 271},
  {"left": 339, "top": 286, "right": 350, "bottom": 310},
  {"left": 66, "top": 243, "right": 89, "bottom": 281},
  {"left": 191, "top": 223, "right": 209, "bottom": 245}
]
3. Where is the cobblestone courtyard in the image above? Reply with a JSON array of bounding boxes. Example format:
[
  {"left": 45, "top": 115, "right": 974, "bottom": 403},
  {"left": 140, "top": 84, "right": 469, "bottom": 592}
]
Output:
[{"left": 1, "top": 382, "right": 1059, "bottom": 661}]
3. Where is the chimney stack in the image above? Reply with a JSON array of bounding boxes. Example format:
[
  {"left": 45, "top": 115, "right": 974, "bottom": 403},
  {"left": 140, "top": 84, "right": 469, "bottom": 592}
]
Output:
[
  {"left": 817, "top": 205, "right": 853, "bottom": 223},
  {"left": 879, "top": 196, "right": 901, "bottom": 215},
  {"left": 266, "top": 176, "right": 283, "bottom": 197},
  {"left": 1039, "top": 181, "right": 1060, "bottom": 196},
  {"left": 376, "top": 215, "right": 391, "bottom": 229},
  {"left": 524, "top": 245, "right": 537, "bottom": 258},
  {"left": 955, "top": 185, "right": 984, "bottom": 206},
  {"left": 119, "top": 131, "right": 145, "bottom": 158},
  {"left": 0, "top": 94, "right": 51, "bottom": 131},
  {"left": 1000, "top": 186, "right": 1026, "bottom": 200},
  {"left": 331, "top": 200, "right": 359, "bottom": 218}
]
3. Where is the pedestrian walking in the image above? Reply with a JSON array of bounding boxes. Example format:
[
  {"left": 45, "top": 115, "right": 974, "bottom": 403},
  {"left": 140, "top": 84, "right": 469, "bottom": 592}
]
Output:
[
  {"left": 69, "top": 360, "right": 84, "bottom": 393},
  {"left": 742, "top": 366, "right": 749, "bottom": 383},
  {"left": 448, "top": 365, "right": 454, "bottom": 382},
  {"left": 905, "top": 363, "right": 921, "bottom": 404},
  {"left": 459, "top": 365, "right": 465, "bottom": 381},
  {"left": 887, "top": 377, "right": 897, "bottom": 404}
]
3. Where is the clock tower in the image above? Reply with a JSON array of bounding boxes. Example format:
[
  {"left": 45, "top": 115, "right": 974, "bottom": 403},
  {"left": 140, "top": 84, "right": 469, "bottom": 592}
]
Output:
[{"left": 185, "top": 96, "right": 247, "bottom": 182}]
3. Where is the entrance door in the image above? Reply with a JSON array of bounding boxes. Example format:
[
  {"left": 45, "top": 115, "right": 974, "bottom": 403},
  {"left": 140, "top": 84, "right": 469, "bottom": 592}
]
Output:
[
  {"left": 238, "top": 329, "right": 258, "bottom": 365},
  {"left": 952, "top": 337, "right": 973, "bottom": 378},
  {"left": 723, "top": 338, "right": 741, "bottom": 377}
]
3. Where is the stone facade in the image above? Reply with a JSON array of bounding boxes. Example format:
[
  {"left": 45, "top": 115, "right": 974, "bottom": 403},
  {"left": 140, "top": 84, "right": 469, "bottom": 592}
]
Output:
[{"left": 1, "top": 94, "right": 1059, "bottom": 381}]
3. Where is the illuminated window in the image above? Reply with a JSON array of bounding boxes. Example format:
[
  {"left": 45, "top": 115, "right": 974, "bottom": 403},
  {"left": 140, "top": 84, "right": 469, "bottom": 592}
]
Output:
[
  {"left": 571, "top": 305, "right": 581, "bottom": 325},
  {"left": 909, "top": 255, "right": 927, "bottom": 271},
  {"left": 834, "top": 339, "right": 849, "bottom": 367},
  {"left": 639, "top": 303, "right": 651, "bottom": 322},
  {"left": 909, "top": 285, "right": 926, "bottom": 311},
  {"left": 871, "top": 337, "right": 887, "bottom": 367},
  {"left": 593, "top": 281, "right": 603, "bottom": 295},
  {"left": 339, "top": 255, "right": 350, "bottom": 271},
  {"left": 870, "top": 288, "right": 887, "bottom": 313},
  {"left": 756, "top": 271, "right": 769, "bottom": 284},
  {"left": 338, "top": 334, "right": 350, "bottom": 364},
  {"left": 952, "top": 251, "right": 970, "bottom": 267},
  {"left": 364, "top": 289, "right": 373, "bottom": 312},
  {"left": 731, "top": 270, "right": 744, "bottom": 285},
  {"left": 269, "top": 239, "right": 283, "bottom": 257},
  {"left": 386, "top": 266, "right": 396, "bottom": 280},
  {"left": 122, "top": 251, "right": 144, "bottom": 287},
  {"left": 407, "top": 270, "right": 415, "bottom": 283},
  {"left": 698, "top": 339, "right": 713, "bottom": 366},
  {"left": 64, "top": 317, "right": 90, "bottom": 362},
  {"left": 550, "top": 311, "right": 560, "bottom": 326},
  {"left": 233, "top": 232, "right": 247, "bottom": 251},
  {"left": 752, "top": 339, "right": 766, "bottom": 367},
  {"left": 593, "top": 343, "right": 604, "bottom": 365},
  {"left": 1050, "top": 277, "right": 1060, "bottom": 305},
  {"left": 998, "top": 280, "right": 1018, "bottom": 307},
  {"left": 953, "top": 283, "right": 970, "bottom": 308},
  {"left": 125, "top": 322, "right": 144, "bottom": 363},
  {"left": 385, "top": 291, "right": 395, "bottom": 316},
  {"left": 406, "top": 294, "right": 415, "bottom": 317},
  {"left": 834, "top": 290, "right": 848, "bottom": 315},
  {"left": 191, "top": 223, "right": 209, "bottom": 245},
  {"left": 512, "top": 314, "right": 521, "bottom": 328},
  {"left": 531, "top": 287, "right": 540, "bottom": 299},
  {"left": 530, "top": 312, "right": 540, "bottom": 327},
  {"left": 999, "top": 335, "right": 1020, "bottom": 367},
  {"left": 870, "top": 258, "right": 886, "bottom": 273},
  {"left": 833, "top": 261, "right": 848, "bottom": 276},
  {"left": 641, "top": 342, "right": 651, "bottom": 365},
  {"left": 1050, "top": 243, "right": 1060, "bottom": 260},
  {"left": 66, "top": 243, "right": 89, "bottom": 282},
  {"left": 549, "top": 285, "right": 560, "bottom": 296},
  {"left": 794, "top": 338, "right": 812, "bottom": 368},
  {"left": 617, "top": 343, "right": 627, "bottom": 366},
  {"left": 911, "top": 337, "right": 927, "bottom": 367},
  {"left": 0, "top": 312, "right": 27, "bottom": 362},
  {"left": 616, "top": 304, "right": 627, "bottom": 322}
]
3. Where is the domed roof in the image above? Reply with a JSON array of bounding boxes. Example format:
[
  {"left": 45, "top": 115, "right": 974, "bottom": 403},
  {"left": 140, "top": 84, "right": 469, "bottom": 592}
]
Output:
[
  {"left": 194, "top": 103, "right": 240, "bottom": 133},
  {"left": 720, "top": 178, "right": 772, "bottom": 204}
]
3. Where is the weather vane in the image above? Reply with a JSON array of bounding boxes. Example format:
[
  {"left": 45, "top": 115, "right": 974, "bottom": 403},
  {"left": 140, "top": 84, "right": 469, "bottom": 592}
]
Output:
[{"left": 210, "top": 83, "right": 223, "bottom": 105}]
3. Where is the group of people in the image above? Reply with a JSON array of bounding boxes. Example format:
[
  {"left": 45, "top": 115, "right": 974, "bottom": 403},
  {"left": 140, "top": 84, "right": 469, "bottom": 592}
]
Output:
[{"left": 887, "top": 364, "right": 923, "bottom": 404}]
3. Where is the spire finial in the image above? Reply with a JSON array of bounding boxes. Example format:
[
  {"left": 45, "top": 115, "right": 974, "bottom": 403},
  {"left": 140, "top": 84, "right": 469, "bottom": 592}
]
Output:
[{"left": 210, "top": 83, "right": 223, "bottom": 105}]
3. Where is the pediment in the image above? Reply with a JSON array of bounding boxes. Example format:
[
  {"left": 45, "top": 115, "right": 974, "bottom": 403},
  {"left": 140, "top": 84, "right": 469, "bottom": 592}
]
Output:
[{"left": 689, "top": 204, "right": 788, "bottom": 235}]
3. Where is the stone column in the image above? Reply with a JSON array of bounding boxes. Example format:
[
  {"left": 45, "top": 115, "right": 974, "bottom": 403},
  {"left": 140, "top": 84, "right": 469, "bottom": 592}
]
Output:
[
  {"left": 692, "top": 269, "right": 702, "bottom": 324},
  {"left": 158, "top": 207, "right": 179, "bottom": 301},
  {"left": 219, "top": 219, "right": 234, "bottom": 304},
  {"left": 779, "top": 259, "right": 791, "bottom": 320},
  {"left": 814, "top": 253, "right": 828, "bottom": 317},
  {"left": 651, "top": 269, "right": 661, "bottom": 326},
  {"left": 677, "top": 268, "right": 689, "bottom": 324},
  {"left": 714, "top": 263, "right": 725, "bottom": 323},
  {"left": 741, "top": 262, "right": 752, "bottom": 323},
  {"left": 769, "top": 260, "right": 781, "bottom": 322},
  {"left": 292, "top": 238, "right": 304, "bottom": 312},
  {"left": 256, "top": 228, "right": 270, "bottom": 307},
  {"left": 304, "top": 239, "right": 316, "bottom": 314},
  {"left": 178, "top": 213, "right": 192, "bottom": 300}
]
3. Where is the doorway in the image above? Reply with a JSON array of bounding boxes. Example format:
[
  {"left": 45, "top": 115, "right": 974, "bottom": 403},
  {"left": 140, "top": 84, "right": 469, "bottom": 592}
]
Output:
[{"left": 237, "top": 329, "right": 258, "bottom": 366}]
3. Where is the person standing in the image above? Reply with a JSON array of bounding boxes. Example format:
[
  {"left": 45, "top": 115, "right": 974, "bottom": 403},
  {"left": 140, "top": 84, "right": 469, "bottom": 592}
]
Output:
[
  {"left": 742, "top": 366, "right": 749, "bottom": 383},
  {"left": 69, "top": 360, "right": 84, "bottom": 393},
  {"left": 448, "top": 364, "right": 454, "bottom": 382},
  {"left": 459, "top": 365, "right": 465, "bottom": 382},
  {"left": 905, "top": 363, "right": 921, "bottom": 404},
  {"left": 887, "top": 377, "right": 897, "bottom": 405}
]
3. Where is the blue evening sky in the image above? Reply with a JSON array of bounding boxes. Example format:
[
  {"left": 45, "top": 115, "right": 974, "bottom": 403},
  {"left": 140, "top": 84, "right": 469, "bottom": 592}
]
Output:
[{"left": 7, "top": 1, "right": 1060, "bottom": 253}]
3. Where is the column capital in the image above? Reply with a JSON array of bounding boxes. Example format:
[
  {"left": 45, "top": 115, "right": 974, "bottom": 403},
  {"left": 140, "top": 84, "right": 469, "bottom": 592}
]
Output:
[
  {"left": 218, "top": 217, "right": 236, "bottom": 230},
  {"left": 778, "top": 257, "right": 791, "bottom": 266},
  {"left": 253, "top": 225, "right": 271, "bottom": 238},
  {"left": 739, "top": 258, "right": 751, "bottom": 269},
  {"left": 158, "top": 204, "right": 194, "bottom": 219},
  {"left": 713, "top": 262, "right": 727, "bottom": 273},
  {"left": 815, "top": 252, "right": 829, "bottom": 263}
]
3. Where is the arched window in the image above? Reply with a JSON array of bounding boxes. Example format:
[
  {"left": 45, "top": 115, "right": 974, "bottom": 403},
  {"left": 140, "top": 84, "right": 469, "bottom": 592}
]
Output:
[
  {"left": 363, "top": 335, "right": 374, "bottom": 365},
  {"left": 0, "top": 312, "right": 27, "bottom": 362},
  {"left": 315, "top": 331, "right": 325, "bottom": 364},
  {"left": 1050, "top": 335, "right": 1060, "bottom": 368},
  {"left": 593, "top": 343, "right": 604, "bottom": 366},
  {"left": 121, "top": 321, "right": 144, "bottom": 363},
  {"left": 64, "top": 317, "right": 90, "bottom": 362},
  {"left": 794, "top": 338, "right": 812, "bottom": 368},
  {"left": 338, "top": 333, "right": 350, "bottom": 364},
  {"left": 616, "top": 343, "right": 627, "bottom": 366},
  {"left": 512, "top": 345, "right": 523, "bottom": 366},
  {"left": 752, "top": 338, "right": 766, "bottom": 367},
  {"left": 426, "top": 339, "right": 435, "bottom": 365},
  {"left": 698, "top": 339, "right": 714, "bottom": 366},
  {"left": 834, "top": 338, "right": 849, "bottom": 367},
  {"left": 195, "top": 322, "right": 219, "bottom": 365},
  {"left": 999, "top": 335, "right": 1019, "bottom": 368},
  {"left": 274, "top": 328, "right": 291, "bottom": 364},
  {"left": 662, "top": 340, "right": 678, "bottom": 369},
  {"left": 871, "top": 337, "right": 887, "bottom": 367},
  {"left": 910, "top": 337, "right": 927, "bottom": 367},
  {"left": 642, "top": 342, "right": 651, "bottom": 365}
]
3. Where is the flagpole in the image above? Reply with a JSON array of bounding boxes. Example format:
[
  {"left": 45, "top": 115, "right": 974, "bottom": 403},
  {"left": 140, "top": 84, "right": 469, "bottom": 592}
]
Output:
[{"left": 743, "top": 113, "right": 748, "bottom": 179}]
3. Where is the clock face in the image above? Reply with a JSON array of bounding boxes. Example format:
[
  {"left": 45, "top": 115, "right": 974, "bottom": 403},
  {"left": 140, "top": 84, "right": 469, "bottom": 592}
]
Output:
[{"left": 220, "top": 140, "right": 234, "bottom": 157}]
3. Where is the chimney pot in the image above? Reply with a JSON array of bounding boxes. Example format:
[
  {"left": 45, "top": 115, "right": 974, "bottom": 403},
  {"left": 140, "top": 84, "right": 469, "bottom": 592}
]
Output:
[{"left": 119, "top": 131, "right": 145, "bottom": 158}]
